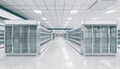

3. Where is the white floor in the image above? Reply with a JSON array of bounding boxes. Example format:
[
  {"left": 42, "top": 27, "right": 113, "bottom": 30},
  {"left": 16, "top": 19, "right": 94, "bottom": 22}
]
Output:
[{"left": 0, "top": 37, "right": 120, "bottom": 69}]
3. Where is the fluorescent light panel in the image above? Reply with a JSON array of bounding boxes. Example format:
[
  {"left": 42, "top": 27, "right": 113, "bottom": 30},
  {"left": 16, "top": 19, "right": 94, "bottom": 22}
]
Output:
[
  {"left": 65, "top": 56, "right": 70, "bottom": 60},
  {"left": 66, "top": 61, "right": 73, "bottom": 68},
  {"left": 64, "top": 22, "right": 70, "bottom": 27},
  {"left": 92, "top": 17, "right": 98, "bottom": 20},
  {"left": 71, "top": 10, "right": 78, "bottom": 14},
  {"left": 46, "top": 22, "right": 50, "bottom": 23},
  {"left": 105, "top": 10, "right": 115, "bottom": 14},
  {"left": 67, "top": 17, "right": 72, "bottom": 20},
  {"left": 42, "top": 18, "right": 47, "bottom": 20},
  {"left": 81, "top": 21, "right": 84, "bottom": 24},
  {"left": 33, "top": 10, "right": 42, "bottom": 13}
]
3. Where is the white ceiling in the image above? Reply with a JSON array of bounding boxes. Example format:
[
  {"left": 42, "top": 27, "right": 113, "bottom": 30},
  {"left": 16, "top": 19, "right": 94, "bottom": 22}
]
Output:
[{"left": 0, "top": 0, "right": 120, "bottom": 28}]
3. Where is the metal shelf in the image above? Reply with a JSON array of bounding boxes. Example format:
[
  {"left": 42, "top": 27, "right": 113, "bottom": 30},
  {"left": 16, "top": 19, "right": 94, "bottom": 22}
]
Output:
[{"left": 40, "top": 26, "right": 52, "bottom": 46}]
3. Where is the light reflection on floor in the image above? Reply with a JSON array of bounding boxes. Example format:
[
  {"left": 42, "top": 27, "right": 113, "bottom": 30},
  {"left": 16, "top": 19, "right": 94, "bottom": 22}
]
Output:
[{"left": 0, "top": 37, "right": 120, "bottom": 69}]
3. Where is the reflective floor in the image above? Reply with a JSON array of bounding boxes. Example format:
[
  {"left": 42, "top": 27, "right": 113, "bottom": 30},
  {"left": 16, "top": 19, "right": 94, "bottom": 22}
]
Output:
[{"left": 0, "top": 37, "right": 120, "bottom": 69}]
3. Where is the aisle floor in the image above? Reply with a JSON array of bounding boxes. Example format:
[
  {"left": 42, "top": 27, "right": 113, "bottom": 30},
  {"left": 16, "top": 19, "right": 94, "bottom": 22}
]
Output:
[{"left": 0, "top": 37, "right": 120, "bottom": 69}]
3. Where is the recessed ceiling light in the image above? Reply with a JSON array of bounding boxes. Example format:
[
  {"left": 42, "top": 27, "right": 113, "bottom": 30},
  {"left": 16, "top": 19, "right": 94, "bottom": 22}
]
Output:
[
  {"left": 64, "top": 22, "right": 69, "bottom": 27},
  {"left": 71, "top": 10, "right": 78, "bottom": 14},
  {"left": 81, "top": 21, "right": 84, "bottom": 24},
  {"left": 42, "top": 18, "right": 47, "bottom": 20},
  {"left": 66, "top": 61, "right": 73, "bottom": 68},
  {"left": 105, "top": 10, "right": 115, "bottom": 14},
  {"left": 67, "top": 17, "right": 72, "bottom": 20},
  {"left": 92, "top": 18, "right": 98, "bottom": 20},
  {"left": 46, "top": 22, "right": 50, "bottom": 23},
  {"left": 33, "top": 10, "right": 42, "bottom": 14}
]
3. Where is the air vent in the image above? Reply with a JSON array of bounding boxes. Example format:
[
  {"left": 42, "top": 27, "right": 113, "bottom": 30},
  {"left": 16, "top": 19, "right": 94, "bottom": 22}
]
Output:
[{"left": 88, "top": 0, "right": 116, "bottom": 10}]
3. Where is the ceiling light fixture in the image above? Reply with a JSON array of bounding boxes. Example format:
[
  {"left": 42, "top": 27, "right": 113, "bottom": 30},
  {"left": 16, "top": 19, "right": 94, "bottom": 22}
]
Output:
[
  {"left": 66, "top": 61, "right": 73, "bottom": 68},
  {"left": 33, "top": 10, "right": 42, "bottom": 14},
  {"left": 105, "top": 10, "right": 115, "bottom": 14},
  {"left": 64, "top": 21, "right": 70, "bottom": 27},
  {"left": 81, "top": 21, "right": 84, "bottom": 24},
  {"left": 67, "top": 17, "right": 72, "bottom": 20},
  {"left": 92, "top": 17, "right": 98, "bottom": 20},
  {"left": 42, "top": 18, "right": 47, "bottom": 20},
  {"left": 46, "top": 22, "right": 50, "bottom": 23},
  {"left": 71, "top": 10, "right": 78, "bottom": 14}
]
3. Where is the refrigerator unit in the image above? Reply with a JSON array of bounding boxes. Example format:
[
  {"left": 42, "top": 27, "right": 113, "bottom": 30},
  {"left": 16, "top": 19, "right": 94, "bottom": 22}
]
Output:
[{"left": 5, "top": 20, "right": 40, "bottom": 56}]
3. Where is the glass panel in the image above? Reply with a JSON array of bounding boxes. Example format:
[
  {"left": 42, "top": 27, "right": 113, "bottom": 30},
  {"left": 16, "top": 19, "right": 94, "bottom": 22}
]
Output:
[
  {"left": 110, "top": 26, "right": 116, "bottom": 53},
  {"left": 0, "top": 34, "right": 4, "bottom": 36},
  {"left": 13, "top": 26, "right": 20, "bottom": 53},
  {"left": 30, "top": 25, "right": 37, "bottom": 53},
  {"left": 0, "top": 37, "right": 4, "bottom": 39},
  {"left": 0, "top": 29, "right": 4, "bottom": 44},
  {"left": 93, "top": 26, "right": 100, "bottom": 53},
  {"left": 101, "top": 26, "right": 108, "bottom": 53},
  {"left": 85, "top": 26, "right": 92, "bottom": 53},
  {"left": 0, "top": 41, "right": 4, "bottom": 44},
  {"left": 118, "top": 30, "right": 120, "bottom": 44},
  {"left": 5, "top": 26, "right": 12, "bottom": 53},
  {"left": 21, "top": 26, "right": 28, "bottom": 53}
]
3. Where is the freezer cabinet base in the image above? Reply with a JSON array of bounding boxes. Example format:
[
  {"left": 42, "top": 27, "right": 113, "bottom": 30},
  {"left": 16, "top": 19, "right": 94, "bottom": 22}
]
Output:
[
  {"left": 82, "top": 53, "right": 116, "bottom": 56},
  {"left": 6, "top": 53, "right": 40, "bottom": 56}
]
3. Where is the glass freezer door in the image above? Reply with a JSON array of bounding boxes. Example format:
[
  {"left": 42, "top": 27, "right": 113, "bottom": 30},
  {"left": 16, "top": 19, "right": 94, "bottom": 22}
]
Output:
[
  {"left": 21, "top": 26, "right": 28, "bottom": 53},
  {"left": 110, "top": 26, "right": 116, "bottom": 53},
  {"left": 101, "top": 26, "right": 108, "bottom": 53},
  {"left": 93, "top": 26, "right": 100, "bottom": 53},
  {"left": 5, "top": 26, "right": 12, "bottom": 53},
  {"left": 13, "top": 26, "right": 20, "bottom": 53},
  {"left": 85, "top": 26, "right": 92, "bottom": 53},
  {"left": 30, "top": 25, "right": 37, "bottom": 53}
]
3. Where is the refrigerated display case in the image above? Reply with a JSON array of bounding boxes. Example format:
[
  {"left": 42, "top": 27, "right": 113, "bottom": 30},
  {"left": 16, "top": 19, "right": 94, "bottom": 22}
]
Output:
[
  {"left": 117, "top": 22, "right": 120, "bottom": 48},
  {"left": 110, "top": 26, "right": 116, "bottom": 53},
  {"left": 84, "top": 26, "right": 92, "bottom": 53},
  {"left": 93, "top": 26, "right": 100, "bottom": 53},
  {"left": 101, "top": 26, "right": 108, "bottom": 53},
  {"left": 81, "top": 21, "right": 117, "bottom": 56},
  {"left": 5, "top": 20, "right": 40, "bottom": 56},
  {"left": 118, "top": 29, "right": 120, "bottom": 47}
]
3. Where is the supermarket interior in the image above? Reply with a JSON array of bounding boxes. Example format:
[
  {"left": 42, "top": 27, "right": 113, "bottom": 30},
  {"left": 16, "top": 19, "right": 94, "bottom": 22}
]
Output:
[{"left": 0, "top": 0, "right": 120, "bottom": 69}]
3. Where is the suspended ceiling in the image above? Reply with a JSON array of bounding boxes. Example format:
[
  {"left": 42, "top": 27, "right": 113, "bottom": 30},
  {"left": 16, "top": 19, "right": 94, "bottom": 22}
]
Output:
[{"left": 0, "top": 0, "right": 120, "bottom": 28}]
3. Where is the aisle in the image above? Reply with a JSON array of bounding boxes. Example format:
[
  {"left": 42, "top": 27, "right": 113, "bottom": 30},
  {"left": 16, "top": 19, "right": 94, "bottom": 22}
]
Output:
[{"left": 0, "top": 37, "right": 120, "bottom": 69}]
